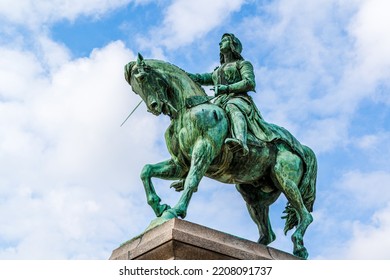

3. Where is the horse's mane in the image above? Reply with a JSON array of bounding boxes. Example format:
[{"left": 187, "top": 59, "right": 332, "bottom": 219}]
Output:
[{"left": 145, "top": 59, "right": 207, "bottom": 97}]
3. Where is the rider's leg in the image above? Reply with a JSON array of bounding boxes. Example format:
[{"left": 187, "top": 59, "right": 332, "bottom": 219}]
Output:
[{"left": 224, "top": 103, "right": 249, "bottom": 155}]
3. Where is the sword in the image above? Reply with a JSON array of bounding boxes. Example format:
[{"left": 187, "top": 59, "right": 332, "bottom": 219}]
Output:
[
  {"left": 120, "top": 100, "right": 143, "bottom": 127},
  {"left": 211, "top": 85, "right": 218, "bottom": 96}
]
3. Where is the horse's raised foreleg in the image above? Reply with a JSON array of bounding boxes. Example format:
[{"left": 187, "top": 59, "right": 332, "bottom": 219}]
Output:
[
  {"left": 236, "top": 184, "right": 280, "bottom": 246},
  {"left": 170, "top": 139, "right": 215, "bottom": 219},
  {"left": 141, "top": 159, "right": 186, "bottom": 217},
  {"left": 271, "top": 148, "right": 313, "bottom": 259}
]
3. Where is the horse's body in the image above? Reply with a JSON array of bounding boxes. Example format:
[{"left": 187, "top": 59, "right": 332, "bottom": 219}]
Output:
[{"left": 125, "top": 55, "right": 317, "bottom": 259}]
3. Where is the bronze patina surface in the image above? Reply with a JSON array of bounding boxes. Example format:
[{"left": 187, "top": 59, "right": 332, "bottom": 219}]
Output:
[{"left": 124, "top": 34, "right": 317, "bottom": 259}]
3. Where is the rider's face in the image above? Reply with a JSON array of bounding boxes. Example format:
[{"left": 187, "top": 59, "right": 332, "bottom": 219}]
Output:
[{"left": 219, "top": 36, "right": 231, "bottom": 54}]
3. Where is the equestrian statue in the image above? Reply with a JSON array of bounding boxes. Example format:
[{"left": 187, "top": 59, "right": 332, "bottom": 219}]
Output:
[{"left": 124, "top": 33, "right": 317, "bottom": 259}]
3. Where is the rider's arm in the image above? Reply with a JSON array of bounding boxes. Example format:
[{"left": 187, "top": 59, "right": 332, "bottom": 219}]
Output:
[
  {"left": 187, "top": 72, "right": 213, "bottom": 86},
  {"left": 227, "top": 61, "right": 256, "bottom": 93}
]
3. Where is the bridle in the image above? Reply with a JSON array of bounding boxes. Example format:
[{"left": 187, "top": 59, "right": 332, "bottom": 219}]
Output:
[{"left": 132, "top": 64, "right": 178, "bottom": 119}]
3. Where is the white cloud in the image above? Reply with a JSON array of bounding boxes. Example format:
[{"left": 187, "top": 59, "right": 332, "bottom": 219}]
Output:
[
  {"left": 0, "top": 0, "right": 138, "bottom": 28},
  {"left": 137, "top": 0, "right": 246, "bottom": 51},
  {"left": 339, "top": 170, "right": 390, "bottom": 208},
  {"left": 312, "top": 168, "right": 390, "bottom": 258},
  {"left": 354, "top": 133, "right": 381, "bottom": 151},
  {"left": 338, "top": 203, "right": 390, "bottom": 259},
  {"left": 162, "top": 0, "right": 244, "bottom": 48},
  {"left": 309, "top": 168, "right": 390, "bottom": 259},
  {"left": 349, "top": 0, "right": 390, "bottom": 84},
  {"left": 303, "top": 118, "right": 349, "bottom": 153},
  {"left": 354, "top": 132, "right": 390, "bottom": 169},
  {"left": 319, "top": 201, "right": 390, "bottom": 260}
]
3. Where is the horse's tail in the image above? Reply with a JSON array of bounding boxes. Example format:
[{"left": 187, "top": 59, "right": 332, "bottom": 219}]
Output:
[{"left": 283, "top": 145, "right": 317, "bottom": 234}]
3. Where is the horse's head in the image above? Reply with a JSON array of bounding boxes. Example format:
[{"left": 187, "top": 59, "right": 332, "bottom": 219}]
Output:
[{"left": 125, "top": 53, "right": 173, "bottom": 117}]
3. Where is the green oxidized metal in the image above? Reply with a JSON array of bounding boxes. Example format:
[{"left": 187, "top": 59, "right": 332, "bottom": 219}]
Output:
[{"left": 124, "top": 34, "right": 317, "bottom": 259}]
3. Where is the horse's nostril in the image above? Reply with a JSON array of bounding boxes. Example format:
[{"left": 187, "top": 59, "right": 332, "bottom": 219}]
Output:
[{"left": 150, "top": 101, "right": 158, "bottom": 109}]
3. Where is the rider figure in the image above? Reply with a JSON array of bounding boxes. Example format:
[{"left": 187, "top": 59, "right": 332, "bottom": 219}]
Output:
[{"left": 188, "top": 33, "right": 257, "bottom": 156}]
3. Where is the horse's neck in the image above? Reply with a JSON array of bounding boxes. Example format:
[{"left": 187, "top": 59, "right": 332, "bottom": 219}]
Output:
[
  {"left": 164, "top": 70, "right": 205, "bottom": 112},
  {"left": 151, "top": 60, "right": 206, "bottom": 116}
]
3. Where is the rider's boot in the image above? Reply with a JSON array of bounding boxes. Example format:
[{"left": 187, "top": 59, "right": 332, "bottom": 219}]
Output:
[{"left": 225, "top": 104, "right": 249, "bottom": 156}]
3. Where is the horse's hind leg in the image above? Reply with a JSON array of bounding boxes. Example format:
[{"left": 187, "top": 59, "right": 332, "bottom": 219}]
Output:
[
  {"left": 271, "top": 147, "right": 313, "bottom": 259},
  {"left": 236, "top": 184, "right": 280, "bottom": 246}
]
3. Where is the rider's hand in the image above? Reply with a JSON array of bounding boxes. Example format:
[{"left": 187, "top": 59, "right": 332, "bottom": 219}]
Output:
[{"left": 213, "top": 84, "right": 229, "bottom": 95}]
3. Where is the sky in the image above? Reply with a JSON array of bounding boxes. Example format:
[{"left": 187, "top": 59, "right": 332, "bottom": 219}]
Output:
[{"left": 0, "top": 0, "right": 390, "bottom": 260}]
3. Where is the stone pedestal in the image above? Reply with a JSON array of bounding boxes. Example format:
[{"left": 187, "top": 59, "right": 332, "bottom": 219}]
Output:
[{"left": 109, "top": 218, "right": 298, "bottom": 260}]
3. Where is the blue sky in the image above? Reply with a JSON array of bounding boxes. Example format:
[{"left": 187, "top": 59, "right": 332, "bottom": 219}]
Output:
[{"left": 1, "top": 0, "right": 390, "bottom": 259}]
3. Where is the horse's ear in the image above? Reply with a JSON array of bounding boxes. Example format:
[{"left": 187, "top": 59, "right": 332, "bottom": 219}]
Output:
[{"left": 137, "top": 53, "right": 144, "bottom": 66}]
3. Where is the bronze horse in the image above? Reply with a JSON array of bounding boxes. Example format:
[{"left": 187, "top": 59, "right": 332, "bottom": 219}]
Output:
[{"left": 125, "top": 54, "right": 317, "bottom": 259}]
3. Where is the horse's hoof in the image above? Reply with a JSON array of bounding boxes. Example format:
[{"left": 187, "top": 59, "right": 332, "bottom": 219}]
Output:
[
  {"left": 170, "top": 180, "right": 184, "bottom": 192},
  {"left": 156, "top": 204, "right": 171, "bottom": 217},
  {"left": 293, "top": 247, "right": 308, "bottom": 259},
  {"left": 144, "top": 209, "right": 178, "bottom": 232},
  {"left": 161, "top": 208, "right": 178, "bottom": 219},
  {"left": 258, "top": 233, "right": 276, "bottom": 246},
  {"left": 258, "top": 237, "right": 269, "bottom": 245}
]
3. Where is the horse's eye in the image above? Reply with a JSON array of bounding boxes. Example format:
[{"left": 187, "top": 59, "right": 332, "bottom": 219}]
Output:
[{"left": 135, "top": 73, "right": 146, "bottom": 82}]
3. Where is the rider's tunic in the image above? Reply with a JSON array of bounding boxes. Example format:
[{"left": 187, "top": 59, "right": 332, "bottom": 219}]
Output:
[
  {"left": 193, "top": 60, "right": 271, "bottom": 142},
  {"left": 191, "top": 60, "right": 305, "bottom": 156},
  {"left": 194, "top": 60, "right": 255, "bottom": 111}
]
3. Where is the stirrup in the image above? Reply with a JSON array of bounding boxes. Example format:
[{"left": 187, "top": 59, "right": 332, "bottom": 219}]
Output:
[{"left": 225, "top": 138, "right": 249, "bottom": 156}]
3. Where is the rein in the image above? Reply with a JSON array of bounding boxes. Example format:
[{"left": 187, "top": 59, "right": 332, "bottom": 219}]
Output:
[
  {"left": 134, "top": 61, "right": 218, "bottom": 119},
  {"left": 151, "top": 70, "right": 217, "bottom": 119}
]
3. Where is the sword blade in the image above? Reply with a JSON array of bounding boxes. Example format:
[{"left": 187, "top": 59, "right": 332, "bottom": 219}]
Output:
[{"left": 120, "top": 100, "right": 143, "bottom": 127}]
